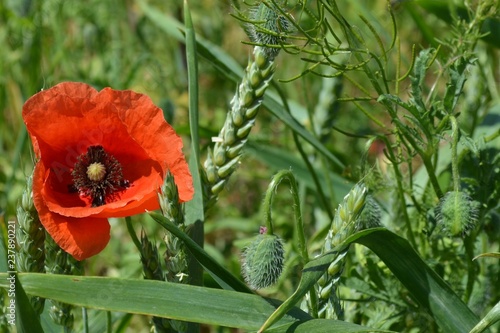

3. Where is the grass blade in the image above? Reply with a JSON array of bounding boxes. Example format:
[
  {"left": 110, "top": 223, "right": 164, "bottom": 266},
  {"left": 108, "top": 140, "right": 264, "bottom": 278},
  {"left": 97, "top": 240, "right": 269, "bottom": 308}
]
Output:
[{"left": 0, "top": 273, "right": 310, "bottom": 331}]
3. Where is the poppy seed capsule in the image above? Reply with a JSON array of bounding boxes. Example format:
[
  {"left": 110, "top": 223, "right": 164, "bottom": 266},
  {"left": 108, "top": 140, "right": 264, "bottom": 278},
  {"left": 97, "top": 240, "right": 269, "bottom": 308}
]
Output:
[
  {"left": 86, "top": 162, "right": 106, "bottom": 181},
  {"left": 242, "top": 233, "right": 284, "bottom": 290},
  {"left": 71, "top": 145, "right": 129, "bottom": 207}
]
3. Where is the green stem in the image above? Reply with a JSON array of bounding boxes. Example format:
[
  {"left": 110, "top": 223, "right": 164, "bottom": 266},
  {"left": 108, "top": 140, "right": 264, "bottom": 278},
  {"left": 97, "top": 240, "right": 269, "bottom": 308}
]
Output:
[
  {"left": 274, "top": 82, "right": 334, "bottom": 219},
  {"left": 484, "top": 126, "right": 500, "bottom": 143},
  {"left": 262, "top": 170, "right": 309, "bottom": 262},
  {"left": 463, "top": 232, "right": 477, "bottom": 303},
  {"left": 420, "top": 152, "right": 444, "bottom": 199},
  {"left": 82, "top": 308, "right": 88, "bottom": 333},
  {"left": 395, "top": 118, "right": 444, "bottom": 198},
  {"left": 380, "top": 135, "right": 417, "bottom": 248},
  {"left": 449, "top": 116, "right": 461, "bottom": 192}
]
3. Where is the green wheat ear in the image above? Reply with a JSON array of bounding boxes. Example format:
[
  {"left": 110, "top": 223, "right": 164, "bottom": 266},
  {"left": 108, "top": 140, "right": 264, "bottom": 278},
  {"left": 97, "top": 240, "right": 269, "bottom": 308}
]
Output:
[
  {"left": 241, "top": 232, "right": 285, "bottom": 290},
  {"left": 435, "top": 191, "right": 479, "bottom": 237}
]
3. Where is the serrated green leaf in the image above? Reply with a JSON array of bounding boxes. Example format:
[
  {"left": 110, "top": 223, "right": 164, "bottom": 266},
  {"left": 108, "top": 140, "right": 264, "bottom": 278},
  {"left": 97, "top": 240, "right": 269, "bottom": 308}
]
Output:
[
  {"left": 443, "top": 60, "right": 470, "bottom": 113},
  {"left": 412, "top": 0, "right": 500, "bottom": 48},
  {"left": 410, "top": 48, "right": 434, "bottom": 113}
]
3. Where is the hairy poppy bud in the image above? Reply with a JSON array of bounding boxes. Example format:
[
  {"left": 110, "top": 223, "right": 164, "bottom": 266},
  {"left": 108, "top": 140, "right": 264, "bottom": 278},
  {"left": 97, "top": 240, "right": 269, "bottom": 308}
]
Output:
[
  {"left": 242, "top": 233, "right": 284, "bottom": 290},
  {"left": 435, "top": 191, "right": 479, "bottom": 237}
]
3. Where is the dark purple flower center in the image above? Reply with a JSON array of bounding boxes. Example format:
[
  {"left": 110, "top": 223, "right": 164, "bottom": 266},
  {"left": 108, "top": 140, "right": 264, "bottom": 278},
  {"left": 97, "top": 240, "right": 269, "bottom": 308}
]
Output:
[{"left": 71, "top": 145, "right": 129, "bottom": 207}]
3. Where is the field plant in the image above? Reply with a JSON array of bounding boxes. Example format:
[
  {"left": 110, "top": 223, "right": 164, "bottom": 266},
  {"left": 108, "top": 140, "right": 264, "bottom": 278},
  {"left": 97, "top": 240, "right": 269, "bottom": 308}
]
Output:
[{"left": 1, "top": 0, "right": 500, "bottom": 332}]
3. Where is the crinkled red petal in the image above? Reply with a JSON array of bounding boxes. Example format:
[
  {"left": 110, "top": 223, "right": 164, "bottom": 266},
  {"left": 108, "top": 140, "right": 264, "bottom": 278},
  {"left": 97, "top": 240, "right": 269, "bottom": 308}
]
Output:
[
  {"left": 22, "top": 82, "right": 194, "bottom": 220},
  {"left": 32, "top": 162, "right": 110, "bottom": 261}
]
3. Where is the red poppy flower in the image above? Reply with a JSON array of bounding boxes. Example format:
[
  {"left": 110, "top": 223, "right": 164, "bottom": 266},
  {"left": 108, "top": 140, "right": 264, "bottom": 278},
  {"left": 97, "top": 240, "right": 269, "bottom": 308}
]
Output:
[{"left": 22, "top": 82, "right": 194, "bottom": 261}]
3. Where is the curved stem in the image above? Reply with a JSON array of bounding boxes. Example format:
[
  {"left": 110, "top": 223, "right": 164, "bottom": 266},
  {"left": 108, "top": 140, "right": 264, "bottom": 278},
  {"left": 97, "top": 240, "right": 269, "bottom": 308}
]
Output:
[
  {"left": 273, "top": 82, "right": 333, "bottom": 219},
  {"left": 262, "top": 170, "right": 309, "bottom": 262}
]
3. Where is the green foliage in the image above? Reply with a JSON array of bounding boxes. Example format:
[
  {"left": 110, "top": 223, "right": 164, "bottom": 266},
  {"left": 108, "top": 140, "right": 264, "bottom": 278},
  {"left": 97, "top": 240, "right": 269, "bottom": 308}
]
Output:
[{"left": 1, "top": 0, "right": 499, "bottom": 332}]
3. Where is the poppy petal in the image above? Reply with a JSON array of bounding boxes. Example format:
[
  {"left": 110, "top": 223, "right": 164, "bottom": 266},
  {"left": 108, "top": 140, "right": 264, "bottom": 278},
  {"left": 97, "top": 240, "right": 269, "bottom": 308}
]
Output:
[
  {"left": 23, "top": 82, "right": 194, "bottom": 260},
  {"left": 96, "top": 88, "right": 194, "bottom": 202},
  {"left": 33, "top": 162, "right": 111, "bottom": 261}
]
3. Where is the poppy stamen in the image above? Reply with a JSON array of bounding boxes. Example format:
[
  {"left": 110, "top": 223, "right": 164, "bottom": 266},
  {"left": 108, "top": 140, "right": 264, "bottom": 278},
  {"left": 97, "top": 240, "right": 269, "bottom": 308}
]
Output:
[{"left": 71, "top": 145, "right": 130, "bottom": 207}]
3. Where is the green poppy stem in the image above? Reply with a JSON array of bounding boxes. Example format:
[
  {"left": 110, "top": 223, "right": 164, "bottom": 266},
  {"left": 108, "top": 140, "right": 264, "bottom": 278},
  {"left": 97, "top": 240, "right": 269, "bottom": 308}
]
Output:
[
  {"left": 262, "top": 169, "right": 309, "bottom": 263},
  {"left": 449, "top": 116, "right": 461, "bottom": 192}
]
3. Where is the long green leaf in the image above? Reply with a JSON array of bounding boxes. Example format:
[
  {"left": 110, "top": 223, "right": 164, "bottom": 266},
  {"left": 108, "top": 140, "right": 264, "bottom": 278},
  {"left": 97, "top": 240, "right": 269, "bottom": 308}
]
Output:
[
  {"left": 259, "top": 228, "right": 480, "bottom": 333},
  {"left": 184, "top": 0, "right": 204, "bottom": 227},
  {"left": 0, "top": 273, "right": 394, "bottom": 333},
  {"left": 356, "top": 229, "right": 480, "bottom": 333},
  {"left": 267, "top": 319, "right": 394, "bottom": 333},
  {"left": 469, "top": 300, "right": 500, "bottom": 333},
  {"left": 1, "top": 273, "right": 309, "bottom": 331},
  {"left": 12, "top": 273, "right": 44, "bottom": 333},
  {"left": 139, "top": 1, "right": 344, "bottom": 171}
]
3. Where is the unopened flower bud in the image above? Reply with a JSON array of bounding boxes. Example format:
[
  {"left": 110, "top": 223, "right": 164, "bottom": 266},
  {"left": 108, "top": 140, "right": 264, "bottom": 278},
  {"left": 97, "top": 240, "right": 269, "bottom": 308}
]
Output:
[{"left": 242, "top": 233, "right": 284, "bottom": 290}]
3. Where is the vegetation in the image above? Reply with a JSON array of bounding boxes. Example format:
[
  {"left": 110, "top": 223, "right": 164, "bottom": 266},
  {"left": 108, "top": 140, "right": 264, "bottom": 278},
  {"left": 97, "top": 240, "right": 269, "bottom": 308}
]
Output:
[{"left": 1, "top": 0, "right": 499, "bottom": 332}]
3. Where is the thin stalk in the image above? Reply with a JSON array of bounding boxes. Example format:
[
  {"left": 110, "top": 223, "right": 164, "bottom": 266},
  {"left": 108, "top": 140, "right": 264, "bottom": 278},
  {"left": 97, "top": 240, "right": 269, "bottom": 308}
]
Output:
[
  {"left": 262, "top": 170, "right": 309, "bottom": 263},
  {"left": 463, "top": 231, "right": 478, "bottom": 303},
  {"left": 380, "top": 135, "right": 417, "bottom": 248},
  {"left": 274, "top": 82, "right": 333, "bottom": 219},
  {"left": 393, "top": 116, "right": 444, "bottom": 198},
  {"left": 82, "top": 308, "right": 88, "bottom": 333},
  {"left": 449, "top": 116, "right": 461, "bottom": 192}
]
